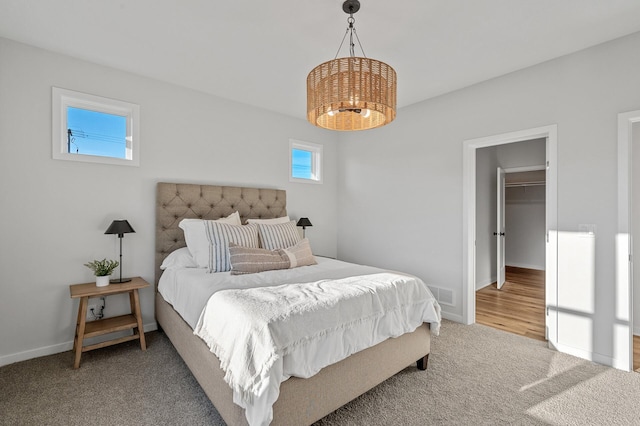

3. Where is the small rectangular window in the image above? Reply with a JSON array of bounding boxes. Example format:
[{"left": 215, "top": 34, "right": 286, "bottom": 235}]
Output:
[
  {"left": 289, "top": 139, "right": 322, "bottom": 184},
  {"left": 52, "top": 87, "right": 140, "bottom": 166}
]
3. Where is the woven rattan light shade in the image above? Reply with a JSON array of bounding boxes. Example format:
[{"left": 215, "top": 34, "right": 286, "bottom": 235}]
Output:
[{"left": 307, "top": 56, "right": 397, "bottom": 131}]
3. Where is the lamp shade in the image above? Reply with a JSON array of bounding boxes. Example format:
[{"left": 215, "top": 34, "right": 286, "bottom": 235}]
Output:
[
  {"left": 296, "top": 218, "right": 313, "bottom": 228},
  {"left": 307, "top": 57, "right": 396, "bottom": 131},
  {"left": 104, "top": 220, "right": 135, "bottom": 237}
]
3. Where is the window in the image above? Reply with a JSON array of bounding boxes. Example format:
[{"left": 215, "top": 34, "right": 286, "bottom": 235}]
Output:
[
  {"left": 289, "top": 139, "right": 322, "bottom": 184},
  {"left": 52, "top": 87, "right": 140, "bottom": 166}
]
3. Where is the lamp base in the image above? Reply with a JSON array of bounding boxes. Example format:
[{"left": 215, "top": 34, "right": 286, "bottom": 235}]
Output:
[{"left": 110, "top": 277, "right": 132, "bottom": 284}]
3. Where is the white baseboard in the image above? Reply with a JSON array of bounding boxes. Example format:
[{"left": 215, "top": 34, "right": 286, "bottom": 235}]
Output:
[
  {"left": 553, "top": 341, "right": 631, "bottom": 372},
  {"left": 441, "top": 311, "right": 464, "bottom": 323},
  {"left": 475, "top": 276, "right": 496, "bottom": 290},
  {"left": 0, "top": 341, "right": 75, "bottom": 368},
  {"left": 0, "top": 321, "right": 158, "bottom": 368}
]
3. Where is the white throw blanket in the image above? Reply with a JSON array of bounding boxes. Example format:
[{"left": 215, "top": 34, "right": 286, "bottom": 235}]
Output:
[{"left": 193, "top": 272, "right": 441, "bottom": 426}]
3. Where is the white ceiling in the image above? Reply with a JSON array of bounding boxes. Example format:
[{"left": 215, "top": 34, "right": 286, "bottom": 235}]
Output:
[{"left": 2, "top": 0, "right": 640, "bottom": 120}]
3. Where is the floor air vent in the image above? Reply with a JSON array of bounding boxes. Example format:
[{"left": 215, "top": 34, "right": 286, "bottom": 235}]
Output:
[{"left": 428, "top": 286, "right": 455, "bottom": 307}]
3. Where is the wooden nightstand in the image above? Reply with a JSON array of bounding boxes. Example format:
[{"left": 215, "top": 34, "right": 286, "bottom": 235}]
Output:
[{"left": 69, "top": 276, "right": 149, "bottom": 368}]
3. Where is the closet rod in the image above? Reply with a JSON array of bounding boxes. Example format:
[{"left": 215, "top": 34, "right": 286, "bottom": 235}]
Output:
[{"left": 505, "top": 181, "right": 546, "bottom": 188}]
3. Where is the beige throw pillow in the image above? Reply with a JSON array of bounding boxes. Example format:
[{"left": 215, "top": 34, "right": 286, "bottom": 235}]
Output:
[{"left": 229, "top": 238, "right": 316, "bottom": 275}]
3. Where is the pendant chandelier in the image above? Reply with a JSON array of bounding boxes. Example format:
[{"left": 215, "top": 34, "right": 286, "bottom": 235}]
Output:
[{"left": 307, "top": 0, "right": 397, "bottom": 131}]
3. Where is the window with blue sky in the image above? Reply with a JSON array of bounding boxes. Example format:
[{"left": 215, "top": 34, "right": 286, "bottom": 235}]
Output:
[
  {"left": 292, "top": 148, "right": 313, "bottom": 179},
  {"left": 67, "top": 107, "right": 127, "bottom": 158}
]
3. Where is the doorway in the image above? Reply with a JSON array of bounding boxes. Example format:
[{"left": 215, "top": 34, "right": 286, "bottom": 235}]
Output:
[
  {"left": 474, "top": 143, "right": 547, "bottom": 340},
  {"left": 462, "top": 125, "right": 558, "bottom": 349}
]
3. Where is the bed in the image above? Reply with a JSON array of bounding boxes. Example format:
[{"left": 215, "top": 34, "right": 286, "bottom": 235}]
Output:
[{"left": 155, "top": 182, "right": 440, "bottom": 425}]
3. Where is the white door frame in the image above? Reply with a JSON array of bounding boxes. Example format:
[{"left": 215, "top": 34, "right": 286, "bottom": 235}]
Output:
[
  {"left": 462, "top": 125, "right": 558, "bottom": 346},
  {"left": 617, "top": 110, "right": 640, "bottom": 371}
]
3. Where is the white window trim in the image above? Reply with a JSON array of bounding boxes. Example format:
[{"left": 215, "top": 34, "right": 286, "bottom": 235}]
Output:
[
  {"left": 52, "top": 87, "right": 140, "bottom": 167},
  {"left": 289, "top": 139, "right": 323, "bottom": 184}
]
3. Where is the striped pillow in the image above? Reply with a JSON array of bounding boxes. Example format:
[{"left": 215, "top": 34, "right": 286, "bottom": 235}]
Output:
[
  {"left": 229, "top": 238, "right": 317, "bottom": 275},
  {"left": 204, "top": 222, "right": 259, "bottom": 272},
  {"left": 257, "top": 220, "right": 301, "bottom": 250},
  {"left": 228, "top": 243, "right": 290, "bottom": 275},
  {"left": 179, "top": 211, "right": 241, "bottom": 268}
]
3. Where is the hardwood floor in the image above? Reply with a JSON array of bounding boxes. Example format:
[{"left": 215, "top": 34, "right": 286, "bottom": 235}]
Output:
[
  {"left": 476, "top": 266, "right": 546, "bottom": 342},
  {"left": 477, "top": 266, "right": 640, "bottom": 371},
  {"left": 635, "top": 335, "right": 640, "bottom": 372}
]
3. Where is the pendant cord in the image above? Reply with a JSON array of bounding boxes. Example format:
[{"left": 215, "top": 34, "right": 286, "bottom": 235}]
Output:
[
  {"left": 334, "top": 27, "right": 350, "bottom": 60},
  {"left": 333, "top": 13, "right": 367, "bottom": 59}
]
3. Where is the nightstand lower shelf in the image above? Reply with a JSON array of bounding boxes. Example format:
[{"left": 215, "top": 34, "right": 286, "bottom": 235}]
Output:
[{"left": 81, "top": 314, "right": 142, "bottom": 352}]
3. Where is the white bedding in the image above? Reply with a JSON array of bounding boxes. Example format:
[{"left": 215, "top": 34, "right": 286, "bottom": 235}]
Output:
[
  {"left": 158, "top": 257, "right": 441, "bottom": 426},
  {"left": 159, "top": 257, "right": 386, "bottom": 328}
]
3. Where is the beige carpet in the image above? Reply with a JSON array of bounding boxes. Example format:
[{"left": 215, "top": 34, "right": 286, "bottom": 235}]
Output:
[{"left": 2, "top": 320, "right": 640, "bottom": 425}]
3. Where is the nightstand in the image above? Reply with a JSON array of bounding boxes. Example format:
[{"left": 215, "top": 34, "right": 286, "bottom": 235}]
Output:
[{"left": 69, "top": 276, "right": 149, "bottom": 368}]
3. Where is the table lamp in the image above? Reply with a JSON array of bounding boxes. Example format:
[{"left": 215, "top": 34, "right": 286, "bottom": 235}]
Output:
[
  {"left": 296, "top": 217, "right": 313, "bottom": 238},
  {"left": 104, "top": 219, "right": 135, "bottom": 283}
]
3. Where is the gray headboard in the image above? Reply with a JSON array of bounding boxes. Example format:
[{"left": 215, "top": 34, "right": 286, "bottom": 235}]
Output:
[{"left": 155, "top": 182, "right": 287, "bottom": 285}]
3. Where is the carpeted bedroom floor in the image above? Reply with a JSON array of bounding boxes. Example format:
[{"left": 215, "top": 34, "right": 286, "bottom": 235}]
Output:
[{"left": 2, "top": 320, "right": 640, "bottom": 425}]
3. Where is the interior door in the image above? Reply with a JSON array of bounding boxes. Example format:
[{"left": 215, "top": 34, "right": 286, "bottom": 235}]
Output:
[{"left": 497, "top": 167, "right": 506, "bottom": 289}]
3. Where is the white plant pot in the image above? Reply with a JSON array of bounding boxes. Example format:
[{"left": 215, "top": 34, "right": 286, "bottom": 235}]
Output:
[{"left": 96, "top": 275, "right": 111, "bottom": 287}]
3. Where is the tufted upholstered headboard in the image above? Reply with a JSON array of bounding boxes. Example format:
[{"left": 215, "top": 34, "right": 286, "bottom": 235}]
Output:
[{"left": 155, "top": 182, "right": 287, "bottom": 286}]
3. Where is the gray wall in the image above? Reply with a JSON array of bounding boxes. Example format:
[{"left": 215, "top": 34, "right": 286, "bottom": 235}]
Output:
[
  {"left": 475, "top": 147, "right": 499, "bottom": 288},
  {"left": 337, "top": 30, "right": 640, "bottom": 363},
  {"left": 0, "top": 38, "right": 339, "bottom": 364},
  {"left": 505, "top": 184, "right": 546, "bottom": 270}
]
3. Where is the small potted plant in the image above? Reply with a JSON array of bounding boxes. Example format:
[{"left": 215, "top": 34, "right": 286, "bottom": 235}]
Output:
[{"left": 84, "top": 258, "right": 119, "bottom": 287}]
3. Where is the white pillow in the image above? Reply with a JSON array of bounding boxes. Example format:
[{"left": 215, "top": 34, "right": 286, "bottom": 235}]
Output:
[
  {"left": 256, "top": 220, "right": 302, "bottom": 250},
  {"left": 179, "top": 211, "right": 241, "bottom": 268},
  {"left": 246, "top": 216, "right": 291, "bottom": 225},
  {"left": 160, "top": 247, "right": 197, "bottom": 270},
  {"left": 204, "top": 222, "right": 260, "bottom": 272}
]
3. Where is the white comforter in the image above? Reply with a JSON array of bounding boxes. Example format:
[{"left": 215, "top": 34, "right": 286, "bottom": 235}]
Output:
[{"left": 158, "top": 257, "right": 441, "bottom": 426}]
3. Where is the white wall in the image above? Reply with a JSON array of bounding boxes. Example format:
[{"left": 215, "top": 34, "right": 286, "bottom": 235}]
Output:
[
  {"left": 0, "top": 38, "right": 339, "bottom": 365},
  {"left": 337, "top": 30, "right": 640, "bottom": 363}
]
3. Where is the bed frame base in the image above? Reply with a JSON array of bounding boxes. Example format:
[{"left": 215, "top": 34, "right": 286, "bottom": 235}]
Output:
[{"left": 156, "top": 293, "right": 430, "bottom": 426}]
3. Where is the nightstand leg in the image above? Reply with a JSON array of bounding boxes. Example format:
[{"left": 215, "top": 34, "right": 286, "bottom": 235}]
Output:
[
  {"left": 73, "top": 299, "right": 83, "bottom": 352},
  {"left": 131, "top": 289, "right": 146, "bottom": 350},
  {"left": 74, "top": 297, "right": 88, "bottom": 369}
]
